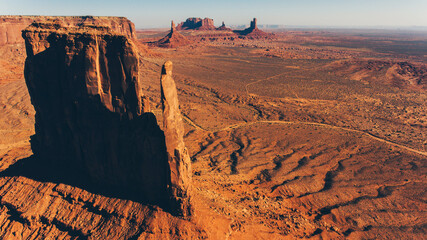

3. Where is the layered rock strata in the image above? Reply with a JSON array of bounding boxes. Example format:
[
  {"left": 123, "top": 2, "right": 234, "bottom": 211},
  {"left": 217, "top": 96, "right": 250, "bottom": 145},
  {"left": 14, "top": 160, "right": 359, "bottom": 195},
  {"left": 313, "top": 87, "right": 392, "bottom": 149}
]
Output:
[
  {"left": 1, "top": 15, "right": 135, "bottom": 45},
  {"left": 22, "top": 22, "right": 191, "bottom": 216}
]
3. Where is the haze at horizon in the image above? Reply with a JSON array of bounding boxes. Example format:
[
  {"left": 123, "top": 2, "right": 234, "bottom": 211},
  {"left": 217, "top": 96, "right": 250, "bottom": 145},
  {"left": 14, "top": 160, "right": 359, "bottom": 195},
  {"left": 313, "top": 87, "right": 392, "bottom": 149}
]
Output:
[{"left": 1, "top": 0, "right": 426, "bottom": 28}]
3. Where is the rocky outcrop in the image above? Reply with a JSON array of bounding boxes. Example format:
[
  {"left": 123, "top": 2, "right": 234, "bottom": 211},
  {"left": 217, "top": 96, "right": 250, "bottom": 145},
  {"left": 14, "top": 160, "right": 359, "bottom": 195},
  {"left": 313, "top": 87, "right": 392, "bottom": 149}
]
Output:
[
  {"left": 0, "top": 15, "right": 135, "bottom": 45},
  {"left": 176, "top": 17, "right": 216, "bottom": 30},
  {"left": 22, "top": 21, "right": 191, "bottom": 215},
  {"left": 327, "top": 59, "right": 427, "bottom": 90},
  {"left": 216, "top": 21, "right": 232, "bottom": 31},
  {"left": 236, "top": 18, "right": 271, "bottom": 39},
  {"left": 160, "top": 61, "right": 193, "bottom": 216},
  {"left": 250, "top": 18, "right": 257, "bottom": 30},
  {"left": 152, "top": 21, "right": 191, "bottom": 48},
  {"left": 385, "top": 61, "right": 427, "bottom": 89}
]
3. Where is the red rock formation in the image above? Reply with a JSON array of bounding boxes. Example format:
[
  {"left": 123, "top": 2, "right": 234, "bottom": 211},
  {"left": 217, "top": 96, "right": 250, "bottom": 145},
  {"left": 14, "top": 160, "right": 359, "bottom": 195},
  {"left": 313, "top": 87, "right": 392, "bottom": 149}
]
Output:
[
  {"left": 22, "top": 21, "right": 191, "bottom": 215},
  {"left": 176, "top": 17, "right": 216, "bottom": 30},
  {"left": 0, "top": 15, "right": 135, "bottom": 45},
  {"left": 236, "top": 18, "right": 272, "bottom": 39},
  {"left": 216, "top": 21, "right": 232, "bottom": 31},
  {"left": 152, "top": 21, "right": 191, "bottom": 48},
  {"left": 160, "top": 61, "right": 193, "bottom": 216},
  {"left": 386, "top": 62, "right": 427, "bottom": 89},
  {"left": 328, "top": 59, "right": 427, "bottom": 90},
  {"left": 250, "top": 18, "right": 257, "bottom": 29},
  {"left": 171, "top": 20, "right": 176, "bottom": 32}
]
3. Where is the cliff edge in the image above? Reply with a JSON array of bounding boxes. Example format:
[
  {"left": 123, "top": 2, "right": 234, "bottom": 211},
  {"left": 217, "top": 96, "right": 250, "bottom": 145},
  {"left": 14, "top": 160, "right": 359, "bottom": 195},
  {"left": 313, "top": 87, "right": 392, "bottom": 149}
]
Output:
[{"left": 1, "top": 15, "right": 135, "bottom": 45}]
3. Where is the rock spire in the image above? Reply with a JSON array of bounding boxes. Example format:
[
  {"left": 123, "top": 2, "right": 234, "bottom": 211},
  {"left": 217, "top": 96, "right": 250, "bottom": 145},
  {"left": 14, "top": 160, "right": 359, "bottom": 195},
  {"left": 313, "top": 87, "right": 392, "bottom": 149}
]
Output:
[
  {"left": 171, "top": 20, "right": 176, "bottom": 32},
  {"left": 160, "top": 61, "right": 193, "bottom": 216},
  {"left": 250, "top": 18, "right": 258, "bottom": 29},
  {"left": 216, "top": 21, "right": 232, "bottom": 31},
  {"left": 236, "top": 17, "right": 272, "bottom": 39},
  {"left": 152, "top": 21, "right": 191, "bottom": 48}
]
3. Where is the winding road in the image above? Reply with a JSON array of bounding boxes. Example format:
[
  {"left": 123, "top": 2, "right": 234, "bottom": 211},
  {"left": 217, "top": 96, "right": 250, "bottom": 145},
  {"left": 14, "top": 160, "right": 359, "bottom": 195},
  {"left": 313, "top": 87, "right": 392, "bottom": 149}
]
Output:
[{"left": 182, "top": 117, "right": 427, "bottom": 157}]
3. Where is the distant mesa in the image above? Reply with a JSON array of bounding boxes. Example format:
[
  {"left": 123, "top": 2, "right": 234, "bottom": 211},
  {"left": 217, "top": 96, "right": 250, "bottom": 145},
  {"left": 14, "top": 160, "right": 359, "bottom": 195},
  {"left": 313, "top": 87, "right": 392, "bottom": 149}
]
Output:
[
  {"left": 151, "top": 20, "right": 191, "bottom": 48},
  {"left": 173, "top": 17, "right": 273, "bottom": 39},
  {"left": 176, "top": 17, "right": 216, "bottom": 30}
]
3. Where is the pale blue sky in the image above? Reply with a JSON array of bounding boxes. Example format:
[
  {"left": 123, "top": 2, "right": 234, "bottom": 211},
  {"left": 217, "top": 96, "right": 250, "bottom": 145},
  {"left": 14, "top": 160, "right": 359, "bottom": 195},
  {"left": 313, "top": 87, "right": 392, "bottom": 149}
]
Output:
[{"left": 1, "top": 0, "right": 426, "bottom": 28}]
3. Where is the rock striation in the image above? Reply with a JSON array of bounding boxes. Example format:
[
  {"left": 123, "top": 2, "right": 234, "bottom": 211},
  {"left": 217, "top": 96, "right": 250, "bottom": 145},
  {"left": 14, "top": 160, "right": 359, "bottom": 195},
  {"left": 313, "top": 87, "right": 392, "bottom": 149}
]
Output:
[
  {"left": 176, "top": 17, "right": 216, "bottom": 30},
  {"left": 152, "top": 21, "right": 191, "bottom": 48},
  {"left": 1, "top": 15, "right": 135, "bottom": 45},
  {"left": 22, "top": 21, "right": 191, "bottom": 216}
]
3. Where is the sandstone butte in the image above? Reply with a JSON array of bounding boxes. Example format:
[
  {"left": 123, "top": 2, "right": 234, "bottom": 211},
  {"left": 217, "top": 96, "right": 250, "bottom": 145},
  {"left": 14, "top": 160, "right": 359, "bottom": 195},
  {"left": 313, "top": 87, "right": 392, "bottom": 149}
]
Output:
[
  {"left": 236, "top": 18, "right": 272, "bottom": 39},
  {"left": 175, "top": 17, "right": 272, "bottom": 40},
  {"left": 22, "top": 21, "right": 192, "bottom": 217},
  {"left": 153, "top": 21, "right": 191, "bottom": 48},
  {"left": 216, "top": 21, "right": 232, "bottom": 31},
  {"left": 0, "top": 15, "right": 136, "bottom": 45},
  {"left": 176, "top": 17, "right": 216, "bottom": 31}
]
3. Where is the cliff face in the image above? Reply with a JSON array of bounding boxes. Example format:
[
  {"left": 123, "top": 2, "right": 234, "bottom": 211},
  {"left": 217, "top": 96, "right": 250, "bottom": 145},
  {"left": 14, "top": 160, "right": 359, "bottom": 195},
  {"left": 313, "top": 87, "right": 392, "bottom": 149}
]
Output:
[
  {"left": 176, "top": 17, "right": 216, "bottom": 30},
  {"left": 0, "top": 15, "right": 135, "bottom": 45},
  {"left": 22, "top": 22, "right": 191, "bottom": 215}
]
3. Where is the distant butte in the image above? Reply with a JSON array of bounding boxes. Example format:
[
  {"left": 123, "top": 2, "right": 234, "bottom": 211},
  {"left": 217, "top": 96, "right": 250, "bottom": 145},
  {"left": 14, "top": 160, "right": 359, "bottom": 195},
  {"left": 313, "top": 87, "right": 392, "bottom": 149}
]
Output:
[
  {"left": 152, "top": 21, "right": 191, "bottom": 48},
  {"left": 173, "top": 17, "right": 273, "bottom": 39},
  {"left": 235, "top": 18, "right": 272, "bottom": 39},
  {"left": 176, "top": 17, "right": 216, "bottom": 30},
  {"left": 216, "top": 21, "right": 232, "bottom": 31}
]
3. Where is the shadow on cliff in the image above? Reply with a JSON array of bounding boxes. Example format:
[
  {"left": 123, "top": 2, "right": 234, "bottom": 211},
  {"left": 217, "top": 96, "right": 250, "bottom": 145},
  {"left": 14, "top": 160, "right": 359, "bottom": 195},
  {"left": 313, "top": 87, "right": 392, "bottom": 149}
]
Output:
[{"left": 0, "top": 114, "right": 172, "bottom": 212}]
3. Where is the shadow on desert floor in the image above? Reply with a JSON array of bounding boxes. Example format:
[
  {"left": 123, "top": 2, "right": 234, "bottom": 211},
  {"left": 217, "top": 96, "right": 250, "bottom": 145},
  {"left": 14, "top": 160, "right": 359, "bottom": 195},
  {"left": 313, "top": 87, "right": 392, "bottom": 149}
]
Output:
[{"left": 0, "top": 154, "right": 155, "bottom": 206}]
